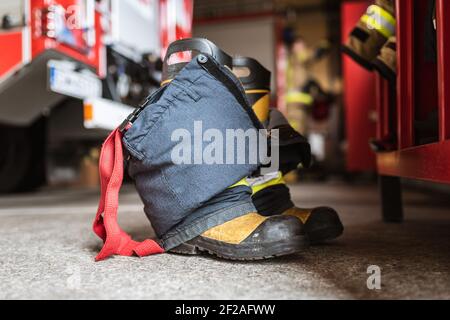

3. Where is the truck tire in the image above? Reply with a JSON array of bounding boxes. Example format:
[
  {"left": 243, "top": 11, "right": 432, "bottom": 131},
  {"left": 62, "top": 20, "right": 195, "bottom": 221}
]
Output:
[
  {"left": 0, "top": 125, "right": 32, "bottom": 193},
  {"left": 18, "top": 118, "right": 47, "bottom": 192},
  {"left": 0, "top": 119, "right": 46, "bottom": 193}
]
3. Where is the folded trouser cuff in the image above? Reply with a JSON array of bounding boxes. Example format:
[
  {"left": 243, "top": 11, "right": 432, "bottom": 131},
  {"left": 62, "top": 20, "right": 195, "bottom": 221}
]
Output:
[{"left": 160, "top": 200, "right": 256, "bottom": 250}]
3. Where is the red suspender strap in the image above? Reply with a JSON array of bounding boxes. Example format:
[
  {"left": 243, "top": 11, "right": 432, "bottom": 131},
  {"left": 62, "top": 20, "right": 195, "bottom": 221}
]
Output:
[{"left": 93, "top": 128, "right": 164, "bottom": 261}]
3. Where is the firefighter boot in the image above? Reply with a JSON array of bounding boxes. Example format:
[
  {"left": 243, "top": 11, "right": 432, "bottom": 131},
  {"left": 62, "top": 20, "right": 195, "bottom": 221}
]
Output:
[
  {"left": 171, "top": 212, "right": 308, "bottom": 260},
  {"left": 342, "top": 0, "right": 396, "bottom": 70},
  {"left": 250, "top": 173, "right": 344, "bottom": 244},
  {"left": 162, "top": 39, "right": 309, "bottom": 260},
  {"left": 373, "top": 36, "right": 397, "bottom": 82},
  {"left": 283, "top": 207, "right": 343, "bottom": 244},
  {"left": 233, "top": 56, "right": 344, "bottom": 243}
]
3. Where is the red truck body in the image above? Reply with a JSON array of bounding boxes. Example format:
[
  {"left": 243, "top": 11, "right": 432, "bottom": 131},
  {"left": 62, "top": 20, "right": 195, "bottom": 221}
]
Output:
[{"left": 0, "top": 0, "right": 193, "bottom": 192}]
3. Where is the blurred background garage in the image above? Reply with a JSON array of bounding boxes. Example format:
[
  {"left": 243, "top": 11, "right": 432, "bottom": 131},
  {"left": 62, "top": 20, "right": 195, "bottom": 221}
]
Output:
[{"left": 0, "top": 0, "right": 449, "bottom": 299}]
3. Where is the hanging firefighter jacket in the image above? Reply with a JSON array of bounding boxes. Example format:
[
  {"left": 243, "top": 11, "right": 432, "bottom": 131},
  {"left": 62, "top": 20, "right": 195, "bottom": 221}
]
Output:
[
  {"left": 232, "top": 56, "right": 311, "bottom": 175},
  {"left": 233, "top": 55, "right": 343, "bottom": 243},
  {"left": 342, "top": 0, "right": 396, "bottom": 70}
]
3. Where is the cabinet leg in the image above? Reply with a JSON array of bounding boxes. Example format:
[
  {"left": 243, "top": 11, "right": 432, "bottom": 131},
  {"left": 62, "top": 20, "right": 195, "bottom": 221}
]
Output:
[{"left": 378, "top": 175, "right": 404, "bottom": 223}]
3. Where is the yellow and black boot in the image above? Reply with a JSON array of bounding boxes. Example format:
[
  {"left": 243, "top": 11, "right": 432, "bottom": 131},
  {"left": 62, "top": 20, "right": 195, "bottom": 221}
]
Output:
[
  {"left": 163, "top": 39, "right": 309, "bottom": 260},
  {"left": 233, "top": 56, "right": 343, "bottom": 244},
  {"left": 232, "top": 56, "right": 311, "bottom": 173},
  {"left": 232, "top": 55, "right": 272, "bottom": 122},
  {"left": 342, "top": 0, "right": 396, "bottom": 70},
  {"left": 172, "top": 211, "right": 308, "bottom": 260},
  {"left": 248, "top": 172, "right": 343, "bottom": 244},
  {"left": 373, "top": 36, "right": 396, "bottom": 82}
]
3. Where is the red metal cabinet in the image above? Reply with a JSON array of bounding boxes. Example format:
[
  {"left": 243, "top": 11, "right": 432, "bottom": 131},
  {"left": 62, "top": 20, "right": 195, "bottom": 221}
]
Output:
[
  {"left": 376, "top": 0, "right": 450, "bottom": 221},
  {"left": 341, "top": 1, "right": 377, "bottom": 172}
]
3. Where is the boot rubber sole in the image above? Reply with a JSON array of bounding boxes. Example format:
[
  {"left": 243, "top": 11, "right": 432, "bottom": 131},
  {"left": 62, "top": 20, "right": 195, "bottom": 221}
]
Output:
[{"left": 170, "top": 235, "right": 309, "bottom": 261}]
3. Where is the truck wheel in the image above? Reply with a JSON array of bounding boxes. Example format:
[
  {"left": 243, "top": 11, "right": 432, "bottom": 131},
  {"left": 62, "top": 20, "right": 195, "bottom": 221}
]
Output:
[
  {"left": 0, "top": 125, "right": 33, "bottom": 193},
  {"left": 17, "top": 118, "right": 47, "bottom": 192}
]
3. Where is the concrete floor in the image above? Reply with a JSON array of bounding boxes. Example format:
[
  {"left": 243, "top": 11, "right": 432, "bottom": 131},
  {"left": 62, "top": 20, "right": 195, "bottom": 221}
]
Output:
[{"left": 0, "top": 181, "right": 449, "bottom": 300}]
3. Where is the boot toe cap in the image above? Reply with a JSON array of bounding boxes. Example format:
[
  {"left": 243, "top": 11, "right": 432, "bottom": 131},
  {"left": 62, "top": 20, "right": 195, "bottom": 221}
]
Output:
[
  {"left": 243, "top": 215, "right": 306, "bottom": 244},
  {"left": 306, "top": 207, "right": 344, "bottom": 242}
]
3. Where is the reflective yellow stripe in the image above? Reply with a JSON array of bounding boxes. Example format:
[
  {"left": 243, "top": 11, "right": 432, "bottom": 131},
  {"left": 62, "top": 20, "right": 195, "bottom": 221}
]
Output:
[
  {"left": 286, "top": 91, "right": 314, "bottom": 105},
  {"left": 229, "top": 178, "right": 250, "bottom": 189},
  {"left": 361, "top": 15, "right": 394, "bottom": 38},
  {"left": 251, "top": 172, "right": 285, "bottom": 194},
  {"left": 361, "top": 4, "right": 396, "bottom": 38},
  {"left": 160, "top": 78, "right": 173, "bottom": 86},
  {"left": 245, "top": 89, "right": 270, "bottom": 94},
  {"left": 368, "top": 4, "right": 396, "bottom": 26}
]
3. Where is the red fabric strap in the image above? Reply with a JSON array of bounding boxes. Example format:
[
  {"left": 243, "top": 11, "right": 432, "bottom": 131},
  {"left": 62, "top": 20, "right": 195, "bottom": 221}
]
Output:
[{"left": 93, "top": 128, "right": 164, "bottom": 261}]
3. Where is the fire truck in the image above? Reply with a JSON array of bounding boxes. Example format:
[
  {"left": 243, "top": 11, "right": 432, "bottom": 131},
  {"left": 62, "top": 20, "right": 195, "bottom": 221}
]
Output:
[{"left": 0, "top": 0, "right": 193, "bottom": 192}]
